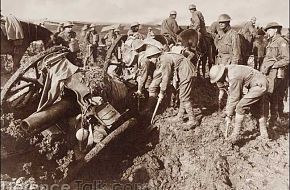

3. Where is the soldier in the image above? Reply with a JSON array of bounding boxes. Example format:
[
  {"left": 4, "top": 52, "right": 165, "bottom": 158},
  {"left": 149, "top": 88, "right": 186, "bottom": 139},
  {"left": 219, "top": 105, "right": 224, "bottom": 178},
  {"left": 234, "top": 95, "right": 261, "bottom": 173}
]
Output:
[
  {"left": 161, "top": 10, "right": 180, "bottom": 44},
  {"left": 209, "top": 64, "right": 269, "bottom": 143},
  {"left": 58, "top": 21, "right": 80, "bottom": 61},
  {"left": 239, "top": 17, "right": 257, "bottom": 53},
  {"left": 103, "top": 27, "right": 116, "bottom": 49},
  {"left": 80, "top": 24, "right": 89, "bottom": 38},
  {"left": 214, "top": 14, "right": 243, "bottom": 111},
  {"left": 56, "top": 23, "right": 64, "bottom": 34},
  {"left": 114, "top": 28, "right": 121, "bottom": 38},
  {"left": 144, "top": 46, "right": 197, "bottom": 128},
  {"left": 260, "top": 22, "right": 289, "bottom": 126},
  {"left": 85, "top": 24, "right": 99, "bottom": 64},
  {"left": 146, "top": 27, "right": 155, "bottom": 38},
  {"left": 130, "top": 22, "right": 144, "bottom": 40},
  {"left": 188, "top": 4, "right": 207, "bottom": 46}
]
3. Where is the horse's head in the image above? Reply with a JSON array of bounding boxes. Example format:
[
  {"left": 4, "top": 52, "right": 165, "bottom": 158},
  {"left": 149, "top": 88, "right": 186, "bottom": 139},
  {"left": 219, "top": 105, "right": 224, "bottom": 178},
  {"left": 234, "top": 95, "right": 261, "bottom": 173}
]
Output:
[
  {"left": 178, "top": 29, "right": 198, "bottom": 50},
  {"left": 35, "top": 25, "right": 53, "bottom": 49}
]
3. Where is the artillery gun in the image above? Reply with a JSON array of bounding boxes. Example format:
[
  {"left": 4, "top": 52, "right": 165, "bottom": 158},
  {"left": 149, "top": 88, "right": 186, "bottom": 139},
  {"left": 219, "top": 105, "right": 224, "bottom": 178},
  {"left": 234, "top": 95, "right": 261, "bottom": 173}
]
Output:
[{"left": 0, "top": 46, "right": 137, "bottom": 183}]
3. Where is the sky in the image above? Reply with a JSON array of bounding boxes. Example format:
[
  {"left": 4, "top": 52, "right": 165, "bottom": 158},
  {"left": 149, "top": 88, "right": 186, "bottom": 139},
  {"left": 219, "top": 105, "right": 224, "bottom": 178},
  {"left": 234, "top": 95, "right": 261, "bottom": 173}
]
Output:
[{"left": 1, "top": 0, "right": 289, "bottom": 27}]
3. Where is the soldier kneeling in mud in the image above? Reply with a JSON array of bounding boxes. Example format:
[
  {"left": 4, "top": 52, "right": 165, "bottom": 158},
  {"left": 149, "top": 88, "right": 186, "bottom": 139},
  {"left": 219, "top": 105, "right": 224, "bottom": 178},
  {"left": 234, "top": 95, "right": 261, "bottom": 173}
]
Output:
[
  {"left": 142, "top": 45, "right": 198, "bottom": 129},
  {"left": 209, "top": 64, "right": 269, "bottom": 144}
]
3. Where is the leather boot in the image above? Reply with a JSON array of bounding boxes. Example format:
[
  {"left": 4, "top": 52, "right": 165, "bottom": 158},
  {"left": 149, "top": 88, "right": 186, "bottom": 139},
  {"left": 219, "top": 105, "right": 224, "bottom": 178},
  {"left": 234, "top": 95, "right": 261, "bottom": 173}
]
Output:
[
  {"left": 258, "top": 117, "right": 269, "bottom": 139},
  {"left": 229, "top": 113, "right": 244, "bottom": 144},
  {"left": 184, "top": 102, "right": 198, "bottom": 130},
  {"left": 168, "top": 103, "right": 185, "bottom": 123}
]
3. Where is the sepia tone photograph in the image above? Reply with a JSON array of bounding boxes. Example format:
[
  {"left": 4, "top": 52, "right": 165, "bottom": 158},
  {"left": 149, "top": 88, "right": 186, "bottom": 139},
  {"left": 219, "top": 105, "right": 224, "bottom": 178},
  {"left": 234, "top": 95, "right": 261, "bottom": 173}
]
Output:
[{"left": 0, "top": 0, "right": 289, "bottom": 189}]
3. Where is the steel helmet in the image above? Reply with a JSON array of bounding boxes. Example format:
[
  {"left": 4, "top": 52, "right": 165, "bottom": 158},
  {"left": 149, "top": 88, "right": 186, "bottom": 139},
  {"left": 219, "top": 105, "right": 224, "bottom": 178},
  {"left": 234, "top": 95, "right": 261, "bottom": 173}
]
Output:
[
  {"left": 217, "top": 14, "right": 231, "bottom": 22},
  {"left": 209, "top": 65, "right": 226, "bottom": 83},
  {"left": 63, "top": 21, "right": 74, "bottom": 28},
  {"left": 170, "top": 10, "right": 177, "bottom": 15},
  {"left": 264, "top": 22, "right": 282, "bottom": 31},
  {"left": 145, "top": 46, "right": 162, "bottom": 58},
  {"left": 251, "top": 16, "right": 257, "bottom": 21},
  {"left": 127, "top": 29, "right": 134, "bottom": 36},
  {"left": 188, "top": 4, "right": 196, "bottom": 10},
  {"left": 131, "top": 39, "right": 145, "bottom": 50},
  {"left": 131, "top": 22, "right": 140, "bottom": 27}
]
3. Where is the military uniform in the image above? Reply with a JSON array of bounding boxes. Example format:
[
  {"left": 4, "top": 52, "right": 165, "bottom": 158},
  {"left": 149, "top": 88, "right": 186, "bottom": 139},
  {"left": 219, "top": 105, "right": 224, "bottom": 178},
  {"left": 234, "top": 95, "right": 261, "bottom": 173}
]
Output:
[
  {"left": 219, "top": 65, "right": 269, "bottom": 142},
  {"left": 104, "top": 30, "right": 116, "bottom": 48},
  {"left": 85, "top": 30, "right": 99, "bottom": 63},
  {"left": 161, "top": 17, "right": 180, "bottom": 43},
  {"left": 148, "top": 52, "right": 196, "bottom": 125},
  {"left": 261, "top": 34, "right": 289, "bottom": 122},
  {"left": 136, "top": 51, "right": 155, "bottom": 92},
  {"left": 215, "top": 27, "right": 242, "bottom": 65},
  {"left": 189, "top": 11, "right": 207, "bottom": 35}
]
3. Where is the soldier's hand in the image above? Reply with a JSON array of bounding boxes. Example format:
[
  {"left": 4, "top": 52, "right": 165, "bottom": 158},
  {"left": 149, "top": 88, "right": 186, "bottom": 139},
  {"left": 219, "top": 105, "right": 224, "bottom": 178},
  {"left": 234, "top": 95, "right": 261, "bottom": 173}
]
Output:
[
  {"left": 225, "top": 116, "right": 232, "bottom": 126},
  {"left": 158, "top": 91, "right": 165, "bottom": 101}
]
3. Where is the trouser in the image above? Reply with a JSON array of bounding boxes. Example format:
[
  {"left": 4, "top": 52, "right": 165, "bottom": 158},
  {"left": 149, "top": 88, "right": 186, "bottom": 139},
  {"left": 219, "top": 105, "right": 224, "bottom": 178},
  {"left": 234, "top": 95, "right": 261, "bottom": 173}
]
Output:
[
  {"left": 88, "top": 45, "right": 98, "bottom": 63},
  {"left": 234, "top": 77, "right": 268, "bottom": 119},
  {"left": 264, "top": 77, "right": 288, "bottom": 121}
]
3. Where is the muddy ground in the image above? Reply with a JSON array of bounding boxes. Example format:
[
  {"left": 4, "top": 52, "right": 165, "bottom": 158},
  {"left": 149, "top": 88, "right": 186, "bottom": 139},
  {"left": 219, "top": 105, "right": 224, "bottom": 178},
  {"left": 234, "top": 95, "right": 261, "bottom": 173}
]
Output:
[{"left": 1, "top": 32, "right": 289, "bottom": 189}]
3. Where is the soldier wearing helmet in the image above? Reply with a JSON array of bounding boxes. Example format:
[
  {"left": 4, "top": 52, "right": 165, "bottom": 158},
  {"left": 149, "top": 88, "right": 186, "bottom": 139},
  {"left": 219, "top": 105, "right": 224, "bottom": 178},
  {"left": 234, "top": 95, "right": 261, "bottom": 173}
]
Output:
[
  {"left": 188, "top": 4, "right": 207, "bottom": 46},
  {"left": 143, "top": 45, "right": 197, "bottom": 129},
  {"left": 130, "top": 22, "right": 144, "bottom": 40},
  {"left": 209, "top": 64, "right": 269, "bottom": 144},
  {"left": 161, "top": 10, "right": 180, "bottom": 44},
  {"left": 215, "top": 14, "right": 242, "bottom": 65},
  {"left": 103, "top": 27, "right": 116, "bottom": 49},
  {"left": 85, "top": 24, "right": 99, "bottom": 64},
  {"left": 261, "top": 22, "right": 289, "bottom": 126},
  {"left": 58, "top": 21, "right": 80, "bottom": 61},
  {"left": 214, "top": 14, "right": 243, "bottom": 111}
]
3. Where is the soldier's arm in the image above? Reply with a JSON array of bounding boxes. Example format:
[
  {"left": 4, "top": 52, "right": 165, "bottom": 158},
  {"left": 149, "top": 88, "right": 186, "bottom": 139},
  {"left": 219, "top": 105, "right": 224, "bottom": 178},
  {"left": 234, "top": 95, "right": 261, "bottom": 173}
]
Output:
[
  {"left": 226, "top": 78, "right": 243, "bottom": 116},
  {"left": 231, "top": 33, "right": 242, "bottom": 64},
  {"left": 172, "top": 20, "right": 179, "bottom": 34},
  {"left": 272, "top": 40, "right": 289, "bottom": 68},
  {"left": 159, "top": 56, "right": 173, "bottom": 92},
  {"left": 191, "top": 14, "right": 200, "bottom": 30}
]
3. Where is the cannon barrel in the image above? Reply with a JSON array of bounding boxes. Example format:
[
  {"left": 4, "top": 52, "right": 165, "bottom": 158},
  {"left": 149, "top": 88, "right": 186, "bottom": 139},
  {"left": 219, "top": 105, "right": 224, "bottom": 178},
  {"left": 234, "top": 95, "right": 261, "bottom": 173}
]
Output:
[{"left": 21, "top": 98, "right": 79, "bottom": 136}]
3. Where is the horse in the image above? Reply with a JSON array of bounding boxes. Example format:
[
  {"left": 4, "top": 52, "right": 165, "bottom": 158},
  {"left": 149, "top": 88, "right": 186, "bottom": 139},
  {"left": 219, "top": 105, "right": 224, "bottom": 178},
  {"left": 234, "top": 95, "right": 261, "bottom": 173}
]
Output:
[
  {"left": 1, "top": 21, "right": 53, "bottom": 71},
  {"left": 179, "top": 29, "right": 217, "bottom": 78}
]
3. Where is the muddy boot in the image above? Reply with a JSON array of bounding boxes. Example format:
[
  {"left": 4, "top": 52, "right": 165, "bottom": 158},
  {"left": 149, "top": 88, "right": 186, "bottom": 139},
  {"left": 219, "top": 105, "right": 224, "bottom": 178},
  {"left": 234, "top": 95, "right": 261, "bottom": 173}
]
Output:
[
  {"left": 168, "top": 104, "right": 185, "bottom": 123},
  {"left": 228, "top": 113, "right": 244, "bottom": 144},
  {"left": 183, "top": 102, "right": 198, "bottom": 130},
  {"left": 258, "top": 117, "right": 269, "bottom": 139}
]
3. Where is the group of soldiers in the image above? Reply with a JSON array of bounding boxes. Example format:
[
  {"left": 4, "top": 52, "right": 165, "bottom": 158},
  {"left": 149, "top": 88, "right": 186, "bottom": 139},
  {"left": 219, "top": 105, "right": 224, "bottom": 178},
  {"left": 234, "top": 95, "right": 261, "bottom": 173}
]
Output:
[{"left": 50, "top": 4, "right": 288, "bottom": 145}]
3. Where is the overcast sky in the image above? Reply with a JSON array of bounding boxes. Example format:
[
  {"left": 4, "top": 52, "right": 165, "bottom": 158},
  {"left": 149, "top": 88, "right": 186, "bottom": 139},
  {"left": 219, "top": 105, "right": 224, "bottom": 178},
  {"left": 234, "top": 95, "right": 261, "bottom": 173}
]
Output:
[{"left": 2, "top": 0, "right": 289, "bottom": 27}]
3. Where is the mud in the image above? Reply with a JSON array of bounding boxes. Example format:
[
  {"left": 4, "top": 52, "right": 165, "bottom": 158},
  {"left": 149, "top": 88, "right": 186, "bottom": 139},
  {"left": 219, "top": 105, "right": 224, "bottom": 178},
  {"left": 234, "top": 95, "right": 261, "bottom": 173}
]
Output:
[{"left": 1, "top": 35, "right": 289, "bottom": 190}]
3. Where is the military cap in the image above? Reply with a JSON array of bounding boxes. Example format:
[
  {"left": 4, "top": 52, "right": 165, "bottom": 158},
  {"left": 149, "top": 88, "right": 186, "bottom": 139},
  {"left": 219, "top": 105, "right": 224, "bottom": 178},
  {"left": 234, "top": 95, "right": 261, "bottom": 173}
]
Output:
[
  {"left": 63, "top": 21, "right": 74, "bottom": 28},
  {"left": 131, "top": 22, "right": 140, "bottom": 27},
  {"left": 188, "top": 4, "right": 196, "bottom": 10},
  {"left": 170, "top": 10, "right": 177, "bottom": 15},
  {"left": 217, "top": 14, "right": 231, "bottom": 22},
  {"left": 264, "top": 22, "right": 282, "bottom": 31}
]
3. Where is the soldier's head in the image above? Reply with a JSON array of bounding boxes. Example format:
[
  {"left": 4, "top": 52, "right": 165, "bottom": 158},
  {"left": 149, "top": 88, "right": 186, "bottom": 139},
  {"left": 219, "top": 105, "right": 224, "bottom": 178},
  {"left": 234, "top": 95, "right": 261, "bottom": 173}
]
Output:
[
  {"left": 114, "top": 28, "right": 120, "bottom": 35},
  {"left": 217, "top": 14, "right": 231, "bottom": 31},
  {"left": 169, "top": 10, "right": 177, "bottom": 19},
  {"left": 188, "top": 4, "right": 197, "bottom": 13},
  {"left": 148, "top": 27, "right": 152, "bottom": 32},
  {"left": 209, "top": 65, "right": 227, "bottom": 84},
  {"left": 145, "top": 46, "right": 162, "bottom": 63},
  {"left": 89, "top": 24, "right": 96, "bottom": 32},
  {"left": 265, "top": 22, "right": 282, "bottom": 38},
  {"left": 131, "top": 22, "right": 140, "bottom": 32},
  {"left": 251, "top": 17, "right": 257, "bottom": 25},
  {"left": 63, "top": 21, "right": 74, "bottom": 32}
]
